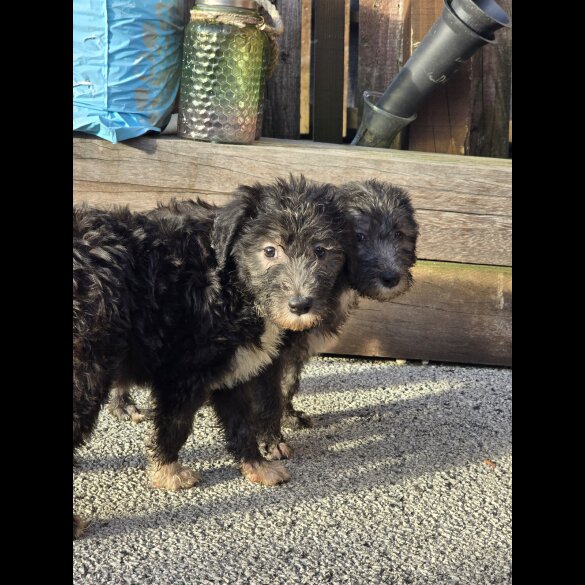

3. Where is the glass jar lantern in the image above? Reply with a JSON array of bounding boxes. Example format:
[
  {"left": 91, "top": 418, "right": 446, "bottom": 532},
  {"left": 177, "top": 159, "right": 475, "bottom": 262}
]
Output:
[{"left": 178, "top": 0, "right": 271, "bottom": 144}]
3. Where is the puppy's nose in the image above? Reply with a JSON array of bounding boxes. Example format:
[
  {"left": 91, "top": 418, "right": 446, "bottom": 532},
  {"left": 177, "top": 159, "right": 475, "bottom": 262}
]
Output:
[
  {"left": 381, "top": 273, "right": 401, "bottom": 289},
  {"left": 288, "top": 296, "right": 313, "bottom": 315}
]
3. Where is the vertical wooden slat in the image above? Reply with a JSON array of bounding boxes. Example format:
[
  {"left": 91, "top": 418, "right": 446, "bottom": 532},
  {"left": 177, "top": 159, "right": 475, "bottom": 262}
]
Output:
[
  {"left": 312, "top": 0, "right": 345, "bottom": 143},
  {"left": 183, "top": 0, "right": 195, "bottom": 25},
  {"left": 342, "top": 0, "right": 350, "bottom": 138},
  {"left": 407, "top": 0, "right": 472, "bottom": 154},
  {"left": 262, "top": 0, "right": 302, "bottom": 139},
  {"left": 357, "top": 0, "right": 409, "bottom": 117},
  {"left": 467, "top": 0, "right": 512, "bottom": 158},
  {"left": 300, "top": 0, "right": 312, "bottom": 135},
  {"left": 346, "top": 0, "right": 360, "bottom": 134},
  {"left": 356, "top": 0, "right": 409, "bottom": 148},
  {"left": 401, "top": 0, "right": 413, "bottom": 64},
  {"left": 347, "top": 1, "right": 359, "bottom": 101}
]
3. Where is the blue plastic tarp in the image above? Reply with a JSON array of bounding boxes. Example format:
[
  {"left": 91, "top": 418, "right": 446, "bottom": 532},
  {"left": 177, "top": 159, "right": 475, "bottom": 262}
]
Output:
[{"left": 73, "top": 0, "right": 184, "bottom": 143}]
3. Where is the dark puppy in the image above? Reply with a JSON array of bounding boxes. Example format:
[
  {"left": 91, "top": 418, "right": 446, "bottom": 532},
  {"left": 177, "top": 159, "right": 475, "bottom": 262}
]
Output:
[
  {"left": 73, "top": 176, "right": 349, "bottom": 537},
  {"left": 235, "top": 180, "right": 419, "bottom": 460}
]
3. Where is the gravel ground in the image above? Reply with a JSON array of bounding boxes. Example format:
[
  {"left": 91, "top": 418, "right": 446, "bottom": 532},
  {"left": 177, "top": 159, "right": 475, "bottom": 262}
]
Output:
[{"left": 73, "top": 357, "right": 512, "bottom": 585}]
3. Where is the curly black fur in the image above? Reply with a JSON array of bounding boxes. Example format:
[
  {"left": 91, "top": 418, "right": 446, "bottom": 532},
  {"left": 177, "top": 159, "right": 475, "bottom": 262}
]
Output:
[{"left": 73, "top": 176, "right": 351, "bottom": 537}]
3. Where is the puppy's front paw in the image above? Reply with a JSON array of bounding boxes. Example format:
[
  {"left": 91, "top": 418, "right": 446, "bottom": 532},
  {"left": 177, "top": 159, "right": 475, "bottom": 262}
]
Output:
[
  {"left": 150, "top": 462, "right": 200, "bottom": 491},
  {"left": 283, "top": 409, "right": 314, "bottom": 429},
  {"left": 262, "top": 441, "right": 293, "bottom": 461},
  {"left": 241, "top": 460, "right": 291, "bottom": 486},
  {"left": 108, "top": 401, "right": 147, "bottom": 423},
  {"left": 73, "top": 514, "right": 89, "bottom": 539}
]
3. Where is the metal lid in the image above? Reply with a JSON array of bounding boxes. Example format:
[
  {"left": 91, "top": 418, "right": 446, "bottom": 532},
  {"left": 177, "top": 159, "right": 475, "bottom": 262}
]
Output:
[{"left": 196, "top": 0, "right": 257, "bottom": 9}]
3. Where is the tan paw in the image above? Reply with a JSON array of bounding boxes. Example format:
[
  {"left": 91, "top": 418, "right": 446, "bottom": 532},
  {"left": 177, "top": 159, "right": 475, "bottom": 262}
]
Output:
[
  {"left": 109, "top": 402, "right": 147, "bottom": 424},
  {"left": 73, "top": 514, "right": 90, "bottom": 539},
  {"left": 150, "top": 462, "right": 201, "bottom": 491},
  {"left": 130, "top": 409, "right": 147, "bottom": 423},
  {"left": 241, "top": 460, "right": 291, "bottom": 486},
  {"left": 264, "top": 441, "right": 293, "bottom": 461}
]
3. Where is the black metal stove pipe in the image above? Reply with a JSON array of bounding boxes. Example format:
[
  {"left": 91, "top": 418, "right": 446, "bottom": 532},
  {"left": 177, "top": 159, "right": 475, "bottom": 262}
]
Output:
[{"left": 352, "top": 0, "right": 510, "bottom": 148}]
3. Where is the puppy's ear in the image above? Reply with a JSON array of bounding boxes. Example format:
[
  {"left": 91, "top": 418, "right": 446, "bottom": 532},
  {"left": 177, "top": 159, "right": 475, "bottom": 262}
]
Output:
[{"left": 211, "top": 185, "right": 259, "bottom": 271}]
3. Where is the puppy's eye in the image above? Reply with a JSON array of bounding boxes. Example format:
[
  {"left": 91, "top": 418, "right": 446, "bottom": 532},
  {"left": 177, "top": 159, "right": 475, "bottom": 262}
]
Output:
[
  {"left": 264, "top": 246, "right": 277, "bottom": 258},
  {"left": 314, "top": 246, "right": 326, "bottom": 259},
  {"left": 356, "top": 233, "right": 366, "bottom": 242},
  {"left": 395, "top": 231, "right": 404, "bottom": 240}
]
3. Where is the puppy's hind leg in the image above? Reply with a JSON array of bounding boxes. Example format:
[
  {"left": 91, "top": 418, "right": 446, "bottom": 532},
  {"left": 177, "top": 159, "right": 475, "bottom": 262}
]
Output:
[
  {"left": 73, "top": 514, "right": 90, "bottom": 539},
  {"left": 147, "top": 381, "right": 205, "bottom": 491},
  {"left": 108, "top": 384, "right": 149, "bottom": 423},
  {"left": 73, "top": 368, "right": 110, "bottom": 539},
  {"left": 211, "top": 385, "right": 290, "bottom": 486}
]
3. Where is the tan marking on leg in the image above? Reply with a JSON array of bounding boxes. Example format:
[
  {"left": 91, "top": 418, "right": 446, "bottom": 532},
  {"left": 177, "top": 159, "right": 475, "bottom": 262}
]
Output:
[
  {"left": 73, "top": 514, "right": 90, "bottom": 539},
  {"left": 149, "top": 461, "right": 201, "bottom": 491},
  {"left": 240, "top": 460, "right": 291, "bottom": 486},
  {"left": 265, "top": 441, "right": 293, "bottom": 461},
  {"left": 130, "top": 410, "right": 146, "bottom": 423}
]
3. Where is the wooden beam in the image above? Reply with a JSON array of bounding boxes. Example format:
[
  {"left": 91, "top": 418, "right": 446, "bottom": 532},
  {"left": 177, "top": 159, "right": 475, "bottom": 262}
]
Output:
[
  {"left": 73, "top": 135, "right": 511, "bottom": 266},
  {"left": 312, "top": 0, "right": 345, "bottom": 143},
  {"left": 330, "top": 260, "right": 512, "bottom": 366},
  {"left": 467, "top": 0, "right": 512, "bottom": 158},
  {"left": 261, "top": 0, "right": 302, "bottom": 139}
]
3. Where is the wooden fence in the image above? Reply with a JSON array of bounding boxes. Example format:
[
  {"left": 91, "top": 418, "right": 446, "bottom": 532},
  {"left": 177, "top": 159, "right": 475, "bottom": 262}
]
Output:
[
  {"left": 181, "top": 1, "right": 512, "bottom": 155},
  {"left": 260, "top": 0, "right": 512, "bottom": 156}
]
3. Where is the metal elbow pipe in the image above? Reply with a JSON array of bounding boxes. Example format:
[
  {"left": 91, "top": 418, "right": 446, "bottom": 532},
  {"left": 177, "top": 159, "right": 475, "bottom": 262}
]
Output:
[{"left": 352, "top": 0, "right": 511, "bottom": 148}]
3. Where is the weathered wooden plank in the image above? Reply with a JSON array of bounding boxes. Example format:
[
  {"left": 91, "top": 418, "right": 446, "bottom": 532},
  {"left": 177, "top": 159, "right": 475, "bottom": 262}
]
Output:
[
  {"left": 73, "top": 135, "right": 511, "bottom": 265},
  {"left": 346, "top": 0, "right": 359, "bottom": 132},
  {"left": 356, "top": 0, "right": 410, "bottom": 148},
  {"left": 329, "top": 260, "right": 512, "bottom": 366},
  {"left": 343, "top": 0, "right": 350, "bottom": 138},
  {"left": 261, "top": 0, "right": 302, "bottom": 139},
  {"left": 72, "top": 180, "right": 236, "bottom": 210},
  {"left": 357, "top": 0, "right": 408, "bottom": 117},
  {"left": 299, "top": 0, "right": 312, "bottom": 135},
  {"left": 312, "top": 0, "right": 345, "bottom": 143},
  {"left": 467, "top": 0, "right": 512, "bottom": 158},
  {"left": 407, "top": 0, "right": 472, "bottom": 154}
]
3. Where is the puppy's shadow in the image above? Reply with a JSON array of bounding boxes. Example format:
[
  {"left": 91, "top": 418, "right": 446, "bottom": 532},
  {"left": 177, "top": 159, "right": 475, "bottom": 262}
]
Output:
[
  {"left": 81, "top": 374, "right": 511, "bottom": 539},
  {"left": 287, "top": 381, "right": 510, "bottom": 471},
  {"left": 298, "top": 361, "right": 492, "bottom": 397}
]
